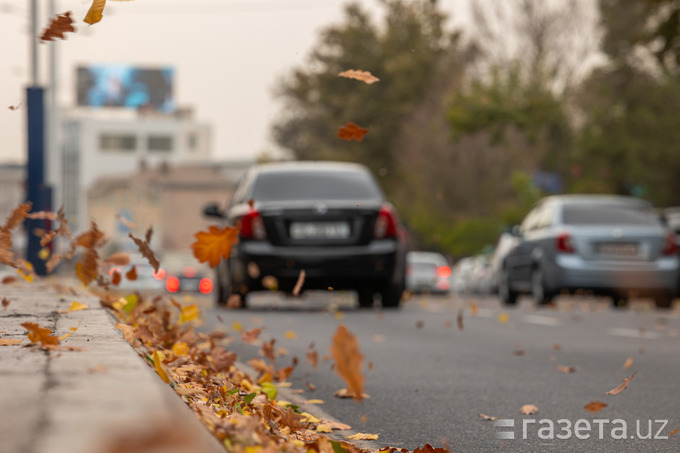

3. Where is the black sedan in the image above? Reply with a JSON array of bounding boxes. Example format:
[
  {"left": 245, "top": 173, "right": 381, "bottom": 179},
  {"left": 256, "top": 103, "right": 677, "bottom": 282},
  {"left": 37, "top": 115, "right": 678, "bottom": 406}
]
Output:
[{"left": 203, "top": 161, "right": 408, "bottom": 308}]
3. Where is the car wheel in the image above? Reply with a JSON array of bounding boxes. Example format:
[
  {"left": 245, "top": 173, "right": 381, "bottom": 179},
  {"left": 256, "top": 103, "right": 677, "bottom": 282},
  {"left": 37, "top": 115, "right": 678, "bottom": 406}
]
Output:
[
  {"left": 498, "top": 267, "right": 518, "bottom": 306},
  {"left": 379, "top": 281, "right": 403, "bottom": 309},
  {"left": 357, "top": 289, "right": 375, "bottom": 309},
  {"left": 654, "top": 291, "right": 674, "bottom": 310},
  {"left": 531, "top": 267, "right": 553, "bottom": 305},
  {"left": 611, "top": 293, "right": 629, "bottom": 309}
]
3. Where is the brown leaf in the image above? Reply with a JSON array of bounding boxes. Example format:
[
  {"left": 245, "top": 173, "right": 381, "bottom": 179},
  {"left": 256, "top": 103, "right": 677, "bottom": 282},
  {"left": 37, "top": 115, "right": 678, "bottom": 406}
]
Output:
[
  {"left": 276, "top": 366, "right": 294, "bottom": 382},
  {"left": 338, "top": 69, "right": 380, "bottom": 84},
  {"left": 279, "top": 406, "right": 307, "bottom": 431},
  {"left": 330, "top": 325, "right": 365, "bottom": 400},
  {"left": 125, "top": 265, "right": 138, "bottom": 281},
  {"left": 520, "top": 404, "right": 538, "bottom": 415},
  {"left": 557, "top": 365, "right": 579, "bottom": 374},
  {"left": 115, "top": 214, "right": 136, "bottom": 230},
  {"left": 8, "top": 103, "right": 21, "bottom": 111},
  {"left": 457, "top": 309, "right": 464, "bottom": 331},
  {"left": 478, "top": 413, "right": 499, "bottom": 421},
  {"left": 104, "top": 252, "right": 130, "bottom": 266},
  {"left": 115, "top": 322, "right": 140, "bottom": 348},
  {"left": 306, "top": 344, "right": 319, "bottom": 370},
  {"left": 292, "top": 270, "right": 305, "bottom": 296},
  {"left": 26, "top": 211, "right": 58, "bottom": 221},
  {"left": 1, "top": 276, "right": 17, "bottom": 284},
  {"left": 553, "top": 343, "right": 561, "bottom": 351},
  {"left": 145, "top": 226, "right": 153, "bottom": 244},
  {"left": 0, "top": 339, "right": 23, "bottom": 346},
  {"left": 40, "top": 231, "right": 57, "bottom": 247},
  {"left": 22, "top": 322, "right": 60, "bottom": 346},
  {"left": 3, "top": 203, "right": 31, "bottom": 230},
  {"left": 337, "top": 123, "right": 369, "bottom": 142},
  {"left": 191, "top": 225, "right": 239, "bottom": 268},
  {"left": 74, "top": 221, "right": 105, "bottom": 249},
  {"left": 2, "top": 297, "right": 9, "bottom": 310},
  {"left": 413, "top": 444, "right": 449, "bottom": 453},
  {"left": 56, "top": 207, "right": 72, "bottom": 241},
  {"left": 605, "top": 372, "right": 636, "bottom": 395},
  {"left": 111, "top": 270, "right": 121, "bottom": 286},
  {"left": 75, "top": 248, "right": 98, "bottom": 287},
  {"left": 622, "top": 357, "right": 633, "bottom": 370},
  {"left": 241, "top": 327, "right": 264, "bottom": 344},
  {"left": 40, "top": 11, "right": 75, "bottom": 41},
  {"left": 584, "top": 401, "right": 608, "bottom": 413},
  {"left": 334, "top": 388, "right": 370, "bottom": 399},
  {"left": 261, "top": 338, "right": 276, "bottom": 362},
  {"left": 128, "top": 233, "right": 160, "bottom": 272},
  {"left": 210, "top": 347, "right": 237, "bottom": 373},
  {"left": 306, "top": 382, "right": 316, "bottom": 391}
]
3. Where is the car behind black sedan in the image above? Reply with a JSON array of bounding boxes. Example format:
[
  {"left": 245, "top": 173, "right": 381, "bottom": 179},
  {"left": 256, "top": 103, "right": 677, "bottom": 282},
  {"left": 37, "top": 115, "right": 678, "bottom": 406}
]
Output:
[{"left": 204, "top": 161, "right": 408, "bottom": 308}]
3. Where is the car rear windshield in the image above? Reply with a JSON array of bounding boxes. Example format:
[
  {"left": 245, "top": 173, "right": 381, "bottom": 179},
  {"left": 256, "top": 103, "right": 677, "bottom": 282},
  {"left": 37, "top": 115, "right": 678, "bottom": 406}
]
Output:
[
  {"left": 562, "top": 204, "right": 660, "bottom": 226},
  {"left": 250, "top": 170, "right": 383, "bottom": 202}
]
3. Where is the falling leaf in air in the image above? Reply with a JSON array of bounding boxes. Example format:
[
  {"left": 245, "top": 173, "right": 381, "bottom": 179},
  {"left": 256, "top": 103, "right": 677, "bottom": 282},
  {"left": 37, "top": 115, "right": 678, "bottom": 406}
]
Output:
[
  {"left": 40, "top": 11, "right": 75, "bottom": 41},
  {"left": 191, "top": 225, "right": 239, "bottom": 268},
  {"left": 306, "top": 344, "right": 319, "bottom": 370},
  {"left": 584, "top": 401, "right": 608, "bottom": 414},
  {"left": 104, "top": 252, "right": 130, "bottom": 266},
  {"left": 125, "top": 265, "right": 137, "bottom": 281},
  {"left": 623, "top": 357, "right": 633, "bottom": 370},
  {"left": 478, "top": 413, "right": 499, "bottom": 421},
  {"left": 520, "top": 404, "right": 539, "bottom": 415},
  {"left": 0, "top": 339, "right": 22, "bottom": 346},
  {"left": 129, "top": 233, "right": 160, "bottom": 272},
  {"left": 553, "top": 343, "right": 561, "bottom": 351},
  {"left": 111, "top": 270, "right": 121, "bottom": 286},
  {"left": 40, "top": 231, "right": 57, "bottom": 247},
  {"left": 457, "top": 309, "right": 464, "bottom": 331},
  {"left": 606, "top": 372, "right": 636, "bottom": 395},
  {"left": 338, "top": 69, "right": 380, "bottom": 84},
  {"left": 241, "top": 327, "right": 264, "bottom": 344},
  {"left": 22, "top": 322, "right": 59, "bottom": 346},
  {"left": 337, "top": 123, "right": 369, "bottom": 142},
  {"left": 8, "top": 103, "right": 21, "bottom": 111},
  {"left": 557, "top": 365, "right": 579, "bottom": 374},
  {"left": 179, "top": 304, "right": 200, "bottom": 324},
  {"left": 306, "top": 382, "right": 316, "bottom": 391},
  {"left": 261, "top": 338, "right": 276, "bottom": 363},
  {"left": 2, "top": 297, "right": 9, "bottom": 310},
  {"left": 84, "top": 0, "right": 106, "bottom": 25},
  {"left": 292, "top": 270, "right": 305, "bottom": 296},
  {"left": 347, "top": 433, "right": 379, "bottom": 441},
  {"left": 330, "top": 325, "right": 365, "bottom": 400}
]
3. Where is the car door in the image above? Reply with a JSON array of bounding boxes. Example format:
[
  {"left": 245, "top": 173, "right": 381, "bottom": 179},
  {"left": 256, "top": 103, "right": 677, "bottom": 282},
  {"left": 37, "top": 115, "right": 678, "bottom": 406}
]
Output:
[{"left": 507, "top": 201, "right": 553, "bottom": 287}]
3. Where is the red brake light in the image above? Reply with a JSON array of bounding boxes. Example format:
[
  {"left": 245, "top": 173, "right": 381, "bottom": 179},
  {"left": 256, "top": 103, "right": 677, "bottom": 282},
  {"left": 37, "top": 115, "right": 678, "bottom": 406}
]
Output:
[
  {"left": 166, "top": 276, "right": 180, "bottom": 292},
  {"left": 374, "top": 205, "right": 398, "bottom": 238},
  {"left": 556, "top": 232, "right": 576, "bottom": 253},
  {"left": 662, "top": 232, "right": 678, "bottom": 256},
  {"left": 199, "top": 277, "right": 213, "bottom": 294},
  {"left": 241, "top": 210, "right": 266, "bottom": 239},
  {"left": 437, "top": 265, "right": 451, "bottom": 279}
]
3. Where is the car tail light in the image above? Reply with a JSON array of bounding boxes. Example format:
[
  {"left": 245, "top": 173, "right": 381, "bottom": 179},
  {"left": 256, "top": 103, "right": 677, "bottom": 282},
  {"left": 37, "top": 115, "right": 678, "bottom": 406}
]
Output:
[
  {"left": 437, "top": 265, "right": 452, "bottom": 279},
  {"left": 241, "top": 210, "right": 266, "bottom": 239},
  {"left": 153, "top": 268, "right": 166, "bottom": 280},
  {"left": 199, "top": 277, "right": 213, "bottom": 294},
  {"left": 556, "top": 232, "right": 576, "bottom": 253},
  {"left": 662, "top": 232, "right": 678, "bottom": 255},
  {"left": 374, "top": 205, "right": 398, "bottom": 238},
  {"left": 166, "top": 276, "right": 180, "bottom": 292}
]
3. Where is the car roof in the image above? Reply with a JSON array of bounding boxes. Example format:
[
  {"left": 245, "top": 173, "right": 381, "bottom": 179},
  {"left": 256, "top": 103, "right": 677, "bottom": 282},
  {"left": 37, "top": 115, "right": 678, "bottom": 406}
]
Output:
[
  {"left": 408, "top": 251, "right": 447, "bottom": 262},
  {"left": 541, "top": 194, "right": 653, "bottom": 207},
  {"left": 250, "top": 161, "right": 370, "bottom": 175}
]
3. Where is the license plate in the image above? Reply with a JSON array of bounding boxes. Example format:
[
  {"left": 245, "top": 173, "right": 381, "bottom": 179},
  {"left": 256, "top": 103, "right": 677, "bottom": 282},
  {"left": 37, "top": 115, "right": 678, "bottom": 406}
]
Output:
[
  {"left": 595, "top": 243, "right": 639, "bottom": 256},
  {"left": 290, "top": 222, "right": 351, "bottom": 239}
]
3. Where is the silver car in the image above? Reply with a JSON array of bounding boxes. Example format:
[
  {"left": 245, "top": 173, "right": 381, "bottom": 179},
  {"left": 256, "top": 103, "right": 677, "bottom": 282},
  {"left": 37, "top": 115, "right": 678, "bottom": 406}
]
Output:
[
  {"left": 498, "top": 195, "right": 679, "bottom": 309},
  {"left": 406, "top": 251, "right": 451, "bottom": 295}
]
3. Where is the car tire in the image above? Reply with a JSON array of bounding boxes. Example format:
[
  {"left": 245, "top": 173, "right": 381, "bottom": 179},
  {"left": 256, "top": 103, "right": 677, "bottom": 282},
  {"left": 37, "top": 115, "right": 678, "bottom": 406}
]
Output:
[
  {"left": 531, "top": 267, "right": 553, "bottom": 305},
  {"left": 379, "top": 281, "right": 403, "bottom": 309},
  {"left": 654, "top": 291, "right": 674, "bottom": 310},
  {"left": 611, "top": 293, "right": 629, "bottom": 309},
  {"left": 357, "top": 289, "right": 375, "bottom": 309},
  {"left": 498, "top": 267, "right": 518, "bottom": 306}
]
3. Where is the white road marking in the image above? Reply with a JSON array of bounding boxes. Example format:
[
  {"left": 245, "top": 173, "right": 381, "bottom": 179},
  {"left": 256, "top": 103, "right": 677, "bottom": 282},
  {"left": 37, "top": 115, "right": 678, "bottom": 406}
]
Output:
[
  {"left": 522, "top": 315, "right": 561, "bottom": 326},
  {"left": 607, "top": 328, "right": 662, "bottom": 340}
]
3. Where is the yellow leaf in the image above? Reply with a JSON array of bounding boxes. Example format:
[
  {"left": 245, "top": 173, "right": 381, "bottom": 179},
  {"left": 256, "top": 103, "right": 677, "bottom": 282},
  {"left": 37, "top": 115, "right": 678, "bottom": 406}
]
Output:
[
  {"left": 179, "top": 304, "right": 200, "bottom": 324},
  {"left": 84, "top": 0, "right": 106, "bottom": 25},
  {"left": 153, "top": 350, "right": 171, "bottom": 384},
  {"left": 0, "top": 339, "right": 22, "bottom": 346},
  {"left": 284, "top": 330, "right": 296, "bottom": 340},
  {"left": 172, "top": 341, "right": 189, "bottom": 357},
  {"left": 316, "top": 424, "right": 332, "bottom": 433},
  {"left": 300, "top": 412, "right": 320, "bottom": 424},
  {"left": 59, "top": 322, "right": 81, "bottom": 341},
  {"left": 69, "top": 301, "right": 88, "bottom": 312},
  {"left": 347, "top": 433, "right": 379, "bottom": 440},
  {"left": 38, "top": 247, "right": 50, "bottom": 260},
  {"left": 304, "top": 399, "right": 324, "bottom": 405},
  {"left": 232, "top": 321, "right": 243, "bottom": 332},
  {"left": 191, "top": 224, "right": 239, "bottom": 268},
  {"left": 245, "top": 447, "right": 263, "bottom": 453},
  {"left": 498, "top": 313, "right": 509, "bottom": 324}
]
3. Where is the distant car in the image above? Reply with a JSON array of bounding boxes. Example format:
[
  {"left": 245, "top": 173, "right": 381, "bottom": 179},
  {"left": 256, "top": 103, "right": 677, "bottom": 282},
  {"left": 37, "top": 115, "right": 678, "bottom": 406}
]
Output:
[
  {"left": 498, "top": 195, "right": 679, "bottom": 309},
  {"left": 486, "top": 231, "right": 520, "bottom": 294},
  {"left": 203, "top": 161, "right": 408, "bottom": 308},
  {"left": 165, "top": 266, "right": 213, "bottom": 295},
  {"left": 108, "top": 255, "right": 166, "bottom": 293},
  {"left": 406, "top": 251, "right": 451, "bottom": 295}
]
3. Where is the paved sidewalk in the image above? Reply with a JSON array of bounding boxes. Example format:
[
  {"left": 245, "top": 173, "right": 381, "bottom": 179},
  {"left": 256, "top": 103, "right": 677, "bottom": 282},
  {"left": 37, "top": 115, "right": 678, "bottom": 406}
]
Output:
[{"left": 0, "top": 279, "right": 225, "bottom": 453}]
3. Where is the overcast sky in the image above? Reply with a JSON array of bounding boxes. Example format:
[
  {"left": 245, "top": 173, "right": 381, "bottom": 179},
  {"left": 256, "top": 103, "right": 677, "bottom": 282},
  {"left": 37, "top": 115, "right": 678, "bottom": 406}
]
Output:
[{"left": 0, "top": 0, "right": 469, "bottom": 165}]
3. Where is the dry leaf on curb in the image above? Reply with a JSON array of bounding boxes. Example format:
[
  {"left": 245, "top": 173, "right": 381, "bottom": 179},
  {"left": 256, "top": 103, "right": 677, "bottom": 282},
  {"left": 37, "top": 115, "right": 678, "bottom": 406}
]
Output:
[
  {"left": 338, "top": 69, "right": 380, "bottom": 84},
  {"left": 623, "top": 357, "right": 633, "bottom": 370},
  {"left": 347, "top": 433, "right": 379, "bottom": 441},
  {"left": 557, "top": 365, "right": 579, "bottom": 374},
  {"left": 413, "top": 444, "right": 450, "bottom": 453},
  {"left": 457, "top": 309, "right": 464, "bottom": 331},
  {"left": 478, "top": 413, "right": 499, "bottom": 421},
  {"left": 115, "top": 322, "right": 140, "bottom": 348},
  {"left": 292, "top": 270, "right": 305, "bottom": 296},
  {"left": 241, "top": 327, "right": 264, "bottom": 344},
  {"left": 337, "top": 123, "right": 369, "bottom": 142},
  {"left": 331, "top": 325, "right": 365, "bottom": 400},
  {"left": 334, "top": 388, "right": 370, "bottom": 399},
  {"left": 0, "top": 339, "right": 22, "bottom": 346},
  {"left": 2, "top": 297, "right": 10, "bottom": 309},
  {"left": 191, "top": 225, "right": 239, "bottom": 267},
  {"left": 22, "top": 322, "right": 59, "bottom": 346},
  {"left": 606, "top": 373, "right": 636, "bottom": 395},
  {"left": 584, "top": 401, "right": 608, "bottom": 413},
  {"left": 520, "top": 404, "right": 539, "bottom": 415}
]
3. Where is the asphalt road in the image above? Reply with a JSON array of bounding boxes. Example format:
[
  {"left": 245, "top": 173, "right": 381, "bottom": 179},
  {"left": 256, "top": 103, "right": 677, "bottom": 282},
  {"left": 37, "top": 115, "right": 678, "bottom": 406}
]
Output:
[{"left": 196, "top": 291, "right": 680, "bottom": 452}]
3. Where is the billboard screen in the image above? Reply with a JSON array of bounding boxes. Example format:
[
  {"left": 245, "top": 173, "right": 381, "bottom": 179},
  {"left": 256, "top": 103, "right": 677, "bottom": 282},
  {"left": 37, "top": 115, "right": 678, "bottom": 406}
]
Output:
[{"left": 76, "top": 65, "right": 174, "bottom": 112}]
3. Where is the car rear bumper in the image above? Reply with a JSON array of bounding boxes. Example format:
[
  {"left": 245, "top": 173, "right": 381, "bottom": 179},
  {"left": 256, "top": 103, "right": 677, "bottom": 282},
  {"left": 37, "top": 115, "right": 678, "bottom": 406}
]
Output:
[{"left": 550, "top": 255, "right": 679, "bottom": 293}]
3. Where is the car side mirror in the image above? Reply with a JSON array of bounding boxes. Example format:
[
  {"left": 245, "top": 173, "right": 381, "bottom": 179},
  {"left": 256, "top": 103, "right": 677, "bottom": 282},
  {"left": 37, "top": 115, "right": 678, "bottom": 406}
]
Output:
[{"left": 203, "top": 203, "right": 224, "bottom": 218}]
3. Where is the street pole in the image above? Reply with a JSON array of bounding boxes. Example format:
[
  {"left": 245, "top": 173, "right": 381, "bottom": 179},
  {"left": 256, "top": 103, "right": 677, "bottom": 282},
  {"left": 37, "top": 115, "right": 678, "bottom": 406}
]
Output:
[{"left": 25, "top": 0, "right": 50, "bottom": 276}]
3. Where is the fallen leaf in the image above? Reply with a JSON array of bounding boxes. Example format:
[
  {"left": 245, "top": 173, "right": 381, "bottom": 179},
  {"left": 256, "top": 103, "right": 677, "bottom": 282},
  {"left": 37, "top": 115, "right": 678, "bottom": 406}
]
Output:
[
  {"left": 58, "top": 322, "right": 80, "bottom": 341},
  {"left": 304, "top": 399, "right": 324, "bottom": 405},
  {"left": 670, "top": 428, "right": 678, "bottom": 437},
  {"left": 334, "top": 388, "right": 370, "bottom": 399},
  {"left": 40, "top": 11, "right": 75, "bottom": 41},
  {"left": 498, "top": 313, "right": 509, "bottom": 324},
  {"left": 152, "top": 350, "right": 171, "bottom": 384},
  {"left": 584, "top": 401, "right": 608, "bottom": 413},
  {"left": 347, "top": 433, "right": 379, "bottom": 440},
  {"left": 337, "top": 123, "right": 369, "bottom": 142},
  {"left": 622, "top": 357, "right": 633, "bottom": 370},
  {"left": 22, "top": 322, "right": 59, "bottom": 346},
  {"left": 0, "top": 339, "right": 22, "bottom": 346},
  {"left": 2, "top": 297, "right": 9, "bottom": 310},
  {"left": 69, "top": 301, "right": 88, "bottom": 312},
  {"left": 478, "top": 413, "right": 499, "bottom": 421},
  {"left": 520, "top": 404, "right": 538, "bottom": 415},
  {"left": 306, "top": 344, "right": 318, "bottom": 370},
  {"left": 606, "top": 373, "right": 636, "bottom": 395},
  {"left": 306, "top": 382, "right": 316, "bottom": 391},
  {"left": 191, "top": 225, "right": 239, "bottom": 268},
  {"left": 241, "top": 327, "right": 264, "bottom": 344},
  {"left": 115, "top": 322, "right": 140, "bottom": 348},
  {"left": 292, "top": 270, "right": 305, "bottom": 296},
  {"left": 2, "top": 276, "right": 17, "bottom": 284},
  {"left": 322, "top": 420, "right": 352, "bottom": 430},
  {"left": 557, "top": 365, "right": 579, "bottom": 374},
  {"left": 457, "top": 309, "right": 464, "bottom": 331},
  {"left": 84, "top": 0, "right": 106, "bottom": 25},
  {"left": 413, "top": 444, "right": 449, "bottom": 453},
  {"left": 331, "top": 325, "right": 365, "bottom": 400},
  {"left": 360, "top": 415, "right": 369, "bottom": 423},
  {"left": 316, "top": 424, "right": 333, "bottom": 433},
  {"left": 338, "top": 69, "right": 380, "bottom": 84},
  {"left": 284, "top": 330, "right": 297, "bottom": 340},
  {"left": 179, "top": 304, "right": 200, "bottom": 324},
  {"left": 553, "top": 343, "right": 561, "bottom": 351}
]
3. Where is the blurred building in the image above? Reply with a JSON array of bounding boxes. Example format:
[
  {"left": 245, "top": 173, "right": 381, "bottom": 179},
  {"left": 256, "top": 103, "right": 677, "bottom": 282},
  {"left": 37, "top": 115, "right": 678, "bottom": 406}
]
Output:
[
  {"left": 0, "top": 163, "right": 24, "bottom": 222},
  {"left": 87, "top": 161, "right": 251, "bottom": 257},
  {"left": 58, "top": 107, "right": 212, "bottom": 232}
]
